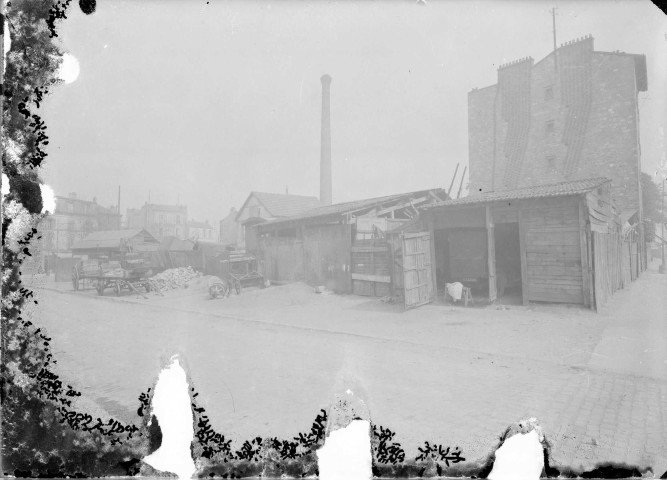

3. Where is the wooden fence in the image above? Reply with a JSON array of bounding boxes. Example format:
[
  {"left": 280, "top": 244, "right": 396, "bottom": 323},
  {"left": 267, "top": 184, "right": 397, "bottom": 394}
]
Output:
[{"left": 592, "top": 228, "right": 640, "bottom": 310}]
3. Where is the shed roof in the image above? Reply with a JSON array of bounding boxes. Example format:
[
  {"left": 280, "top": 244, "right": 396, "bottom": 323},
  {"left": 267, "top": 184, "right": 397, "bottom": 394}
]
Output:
[
  {"left": 160, "top": 235, "right": 196, "bottom": 251},
  {"left": 424, "top": 178, "right": 611, "bottom": 209},
  {"left": 72, "top": 229, "right": 159, "bottom": 250},
  {"left": 258, "top": 188, "right": 448, "bottom": 228},
  {"left": 236, "top": 192, "right": 322, "bottom": 221}
]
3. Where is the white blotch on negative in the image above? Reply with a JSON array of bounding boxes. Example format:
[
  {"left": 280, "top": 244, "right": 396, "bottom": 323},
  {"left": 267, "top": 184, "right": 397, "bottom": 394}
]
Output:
[
  {"left": 3, "top": 17, "right": 11, "bottom": 74},
  {"left": 317, "top": 419, "right": 372, "bottom": 480},
  {"left": 488, "top": 429, "right": 544, "bottom": 480},
  {"left": 143, "top": 357, "right": 196, "bottom": 479},
  {"left": 56, "top": 53, "right": 80, "bottom": 84},
  {"left": 1, "top": 173, "right": 10, "bottom": 201},
  {"left": 40, "top": 184, "right": 56, "bottom": 214}
]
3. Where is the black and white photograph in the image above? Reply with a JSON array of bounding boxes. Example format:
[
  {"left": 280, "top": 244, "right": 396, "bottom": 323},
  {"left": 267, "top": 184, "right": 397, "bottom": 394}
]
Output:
[{"left": 2, "top": 0, "right": 666, "bottom": 478}]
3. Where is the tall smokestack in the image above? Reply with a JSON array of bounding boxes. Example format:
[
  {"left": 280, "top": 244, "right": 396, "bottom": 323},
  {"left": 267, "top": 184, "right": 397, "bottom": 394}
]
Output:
[{"left": 320, "top": 74, "right": 332, "bottom": 206}]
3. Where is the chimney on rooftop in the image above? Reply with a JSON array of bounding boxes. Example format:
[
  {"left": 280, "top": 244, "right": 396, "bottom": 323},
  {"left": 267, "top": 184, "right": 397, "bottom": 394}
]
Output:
[{"left": 320, "top": 74, "right": 332, "bottom": 206}]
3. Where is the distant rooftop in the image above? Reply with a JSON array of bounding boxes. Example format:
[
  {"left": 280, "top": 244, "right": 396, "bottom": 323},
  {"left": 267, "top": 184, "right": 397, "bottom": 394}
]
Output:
[
  {"left": 472, "top": 35, "right": 648, "bottom": 93},
  {"left": 71, "top": 229, "right": 159, "bottom": 250},
  {"left": 237, "top": 192, "right": 322, "bottom": 220}
]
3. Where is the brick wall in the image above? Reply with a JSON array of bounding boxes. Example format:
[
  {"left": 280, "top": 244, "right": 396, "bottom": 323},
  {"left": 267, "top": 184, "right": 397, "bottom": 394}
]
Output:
[{"left": 468, "top": 37, "right": 643, "bottom": 214}]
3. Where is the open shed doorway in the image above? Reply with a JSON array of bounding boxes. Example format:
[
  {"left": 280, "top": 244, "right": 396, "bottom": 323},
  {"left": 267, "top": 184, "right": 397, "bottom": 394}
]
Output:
[
  {"left": 494, "top": 222, "right": 523, "bottom": 305},
  {"left": 434, "top": 228, "right": 489, "bottom": 301}
]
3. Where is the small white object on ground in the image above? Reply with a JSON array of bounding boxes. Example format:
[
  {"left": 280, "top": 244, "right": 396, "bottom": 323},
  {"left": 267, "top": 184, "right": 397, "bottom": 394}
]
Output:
[
  {"left": 143, "top": 357, "right": 196, "bottom": 479},
  {"left": 446, "top": 282, "right": 464, "bottom": 300},
  {"left": 317, "top": 419, "right": 372, "bottom": 480},
  {"left": 488, "top": 429, "right": 544, "bottom": 480}
]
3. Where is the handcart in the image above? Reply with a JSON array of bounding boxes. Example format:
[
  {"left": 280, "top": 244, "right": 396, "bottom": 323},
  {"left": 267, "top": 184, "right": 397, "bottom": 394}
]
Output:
[{"left": 219, "top": 253, "right": 264, "bottom": 294}]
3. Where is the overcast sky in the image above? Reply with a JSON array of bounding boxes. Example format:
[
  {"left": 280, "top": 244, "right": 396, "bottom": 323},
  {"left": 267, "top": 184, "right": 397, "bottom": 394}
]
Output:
[{"left": 41, "top": 0, "right": 666, "bottom": 225}]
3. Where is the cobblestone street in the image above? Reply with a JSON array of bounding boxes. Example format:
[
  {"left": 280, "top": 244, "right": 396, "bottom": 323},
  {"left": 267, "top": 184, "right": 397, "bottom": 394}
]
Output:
[{"left": 26, "top": 259, "right": 667, "bottom": 475}]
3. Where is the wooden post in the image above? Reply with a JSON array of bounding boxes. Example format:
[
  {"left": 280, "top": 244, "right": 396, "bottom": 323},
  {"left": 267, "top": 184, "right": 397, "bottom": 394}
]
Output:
[
  {"left": 517, "top": 206, "right": 529, "bottom": 306},
  {"left": 578, "top": 198, "right": 592, "bottom": 308},
  {"left": 590, "top": 230, "right": 598, "bottom": 312},
  {"left": 486, "top": 206, "right": 497, "bottom": 303},
  {"left": 300, "top": 225, "right": 307, "bottom": 282},
  {"left": 428, "top": 213, "right": 438, "bottom": 301}
]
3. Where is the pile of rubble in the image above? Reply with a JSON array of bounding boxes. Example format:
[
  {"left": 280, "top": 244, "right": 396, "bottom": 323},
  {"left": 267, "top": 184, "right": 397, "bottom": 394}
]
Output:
[{"left": 148, "top": 266, "right": 201, "bottom": 293}]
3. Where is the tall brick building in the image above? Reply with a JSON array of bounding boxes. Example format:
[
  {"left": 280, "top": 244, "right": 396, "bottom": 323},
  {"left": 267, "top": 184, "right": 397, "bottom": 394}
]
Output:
[{"left": 468, "top": 35, "right": 648, "bottom": 220}]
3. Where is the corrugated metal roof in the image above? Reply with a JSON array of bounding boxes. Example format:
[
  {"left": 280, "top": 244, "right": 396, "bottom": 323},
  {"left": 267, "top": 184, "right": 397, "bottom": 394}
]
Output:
[
  {"left": 258, "top": 188, "right": 448, "bottom": 228},
  {"left": 424, "top": 177, "right": 611, "bottom": 209},
  {"left": 72, "top": 229, "right": 159, "bottom": 250}
]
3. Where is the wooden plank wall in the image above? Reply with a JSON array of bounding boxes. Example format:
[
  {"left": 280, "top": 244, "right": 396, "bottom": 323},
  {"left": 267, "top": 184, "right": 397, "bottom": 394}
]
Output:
[
  {"left": 401, "top": 232, "right": 434, "bottom": 309},
  {"left": 166, "top": 251, "right": 204, "bottom": 271},
  {"left": 591, "top": 228, "right": 625, "bottom": 309},
  {"left": 388, "top": 233, "right": 404, "bottom": 300},
  {"left": 521, "top": 198, "right": 585, "bottom": 304},
  {"left": 433, "top": 207, "right": 485, "bottom": 229},
  {"left": 257, "top": 236, "right": 304, "bottom": 283},
  {"left": 491, "top": 204, "right": 519, "bottom": 223},
  {"left": 302, "top": 224, "right": 352, "bottom": 293},
  {"left": 586, "top": 185, "right": 630, "bottom": 310},
  {"left": 351, "top": 240, "right": 391, "bottom": 297}
]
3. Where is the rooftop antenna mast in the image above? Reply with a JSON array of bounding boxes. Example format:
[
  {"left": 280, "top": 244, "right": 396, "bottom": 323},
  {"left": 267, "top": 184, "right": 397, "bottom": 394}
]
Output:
[
  {"left": 551, "top": 7, "right": 558, "bottom": 73},
  {"left": 456, "top": 166, "right": 467, "bottom": 199}
]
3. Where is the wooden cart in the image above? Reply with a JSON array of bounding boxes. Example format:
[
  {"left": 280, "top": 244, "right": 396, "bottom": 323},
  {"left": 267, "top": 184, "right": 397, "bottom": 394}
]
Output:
[
  {"left": 72, "top": 259, "right": 102, "bottom": 291},
  {"left": 94, "top": 259, "right": 153, "bottom": 297},
  {"left": 219, "top": 254, "right": 264, "bottom": 294}
]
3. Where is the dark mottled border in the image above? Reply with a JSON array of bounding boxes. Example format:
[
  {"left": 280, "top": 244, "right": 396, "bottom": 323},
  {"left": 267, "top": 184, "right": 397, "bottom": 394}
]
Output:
[{"left": 1, "top": 1, "right": 661, "bottom": 478}]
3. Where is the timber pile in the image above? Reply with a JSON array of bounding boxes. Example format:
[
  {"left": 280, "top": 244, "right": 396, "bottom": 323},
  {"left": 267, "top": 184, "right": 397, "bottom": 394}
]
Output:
[{"left": 149, "top": 266, "right": 201, "bottom": 293}]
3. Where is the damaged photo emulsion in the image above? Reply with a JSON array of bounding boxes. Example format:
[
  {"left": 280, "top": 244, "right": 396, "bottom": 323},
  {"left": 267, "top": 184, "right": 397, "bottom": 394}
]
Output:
[{"left": 2, "top": 0, "right": 667, "bottom": 478}]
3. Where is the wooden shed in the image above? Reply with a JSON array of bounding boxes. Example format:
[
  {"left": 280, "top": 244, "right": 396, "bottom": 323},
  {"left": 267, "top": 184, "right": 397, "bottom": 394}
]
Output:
[
  {"left": 254, "top": 189, "right": 448, "bottom": 294},
  {"left": 70, "top": 229, "right": 160, "bottom": 258},
  {"left": 419, "top": 177, "right": 636, "bottom": 311}
]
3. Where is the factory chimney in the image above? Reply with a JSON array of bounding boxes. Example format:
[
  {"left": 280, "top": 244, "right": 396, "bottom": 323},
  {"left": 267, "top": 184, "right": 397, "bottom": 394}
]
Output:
[{"left": 320, "top": 74, "right": 332, "bottom": 206}]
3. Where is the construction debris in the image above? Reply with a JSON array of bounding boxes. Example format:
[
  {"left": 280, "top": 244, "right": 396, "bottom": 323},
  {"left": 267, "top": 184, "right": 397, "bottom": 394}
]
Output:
[{"left": 148, "top": 267, "right": 202, "bottom": 294}]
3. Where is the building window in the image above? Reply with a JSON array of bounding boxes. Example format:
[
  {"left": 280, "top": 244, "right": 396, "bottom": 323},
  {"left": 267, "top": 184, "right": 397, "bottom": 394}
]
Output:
[
  {"left": 545, "top": 120, "right": 555, "bottom": 136},
  {"left": 249, "top": 206, "right": 261, "bottom": 218},
  {"left": 544, "top": 86, "right": 554, "bottom": 101}
]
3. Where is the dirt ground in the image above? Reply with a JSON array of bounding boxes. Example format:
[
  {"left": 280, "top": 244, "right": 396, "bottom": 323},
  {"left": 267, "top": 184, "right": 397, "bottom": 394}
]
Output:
[{"left": 23, "top": 259, "right": 667, "bottom": 474}]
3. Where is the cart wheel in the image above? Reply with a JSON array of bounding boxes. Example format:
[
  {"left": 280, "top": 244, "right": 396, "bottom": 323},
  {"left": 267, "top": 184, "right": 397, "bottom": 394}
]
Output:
[
  {"left": 210, "top": 284, "right": 223, "bottom": 299},
  {"left": 235, "top": 280, "right": 241, "bottom": 295},
  {"left": 115, "top": 283, "right": 122, "bottom": 296}
]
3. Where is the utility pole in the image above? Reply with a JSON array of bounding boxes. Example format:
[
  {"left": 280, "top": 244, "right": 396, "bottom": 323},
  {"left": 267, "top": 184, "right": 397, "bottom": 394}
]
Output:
[
  {"left": 117, "top": 185, "right": 121, "bottom": 229},
  {"left": 551, "top": 7, "right": 558, "bottom": 73}
]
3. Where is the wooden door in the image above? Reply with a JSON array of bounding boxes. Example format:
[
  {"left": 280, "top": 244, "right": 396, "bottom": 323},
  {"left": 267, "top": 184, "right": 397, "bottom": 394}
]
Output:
[{"left": 401, "top": 232, "right": 434, "bottom": 309}]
